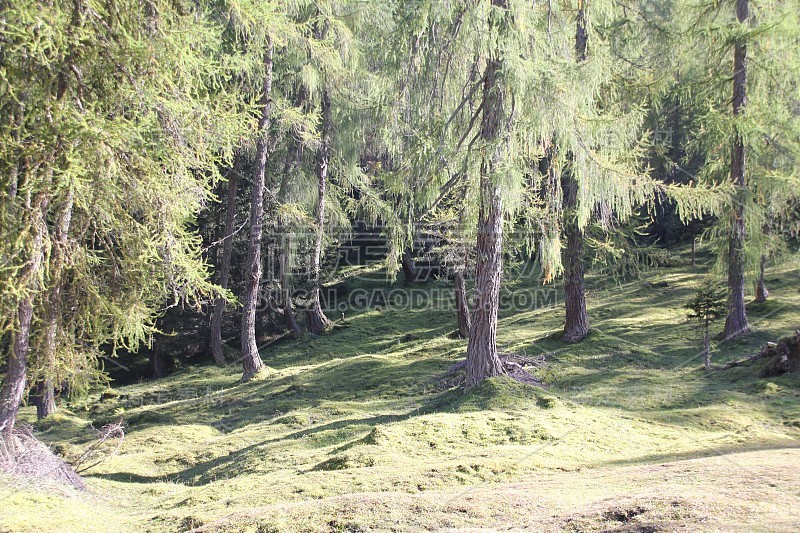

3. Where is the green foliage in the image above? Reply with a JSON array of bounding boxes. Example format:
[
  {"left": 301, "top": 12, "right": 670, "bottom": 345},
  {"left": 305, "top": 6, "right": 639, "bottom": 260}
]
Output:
[
  {"left": 0, "top": 0, "right": 249, "bottom": 395},
  {"left": 686, "top": 275, "right": 728, "bottom": 325}
]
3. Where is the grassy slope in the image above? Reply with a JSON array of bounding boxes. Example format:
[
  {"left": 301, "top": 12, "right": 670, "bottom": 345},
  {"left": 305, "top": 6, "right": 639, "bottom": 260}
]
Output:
[{"left": 2, "top": 251, "right": 800, "bottom": 532}]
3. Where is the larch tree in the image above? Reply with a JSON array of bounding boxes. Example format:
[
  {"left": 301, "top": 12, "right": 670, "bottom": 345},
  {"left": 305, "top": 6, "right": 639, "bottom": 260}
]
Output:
[
  {"left": 723, "top": 0, "right": 751, "bottom": 339},
  {"left": 209, "top": 160, "right": 241, "bottom": 364},
  {"left": 464, "top": 0, "right": 514, "bottom": 389},
  {"left": 560, "top": 0, "right": 591, "bottom": 343},
  {"left": 306, "top": 84, "right": 335, "bottom": 334},
  {"left": 240, "top": 34, "right": 275, "bottom": 381},
  {"left": 0, "top": 0, "right": 246, "bottom": 432},
  {"left": 676, "top": 0, "right": 800, "bottom": 340}
]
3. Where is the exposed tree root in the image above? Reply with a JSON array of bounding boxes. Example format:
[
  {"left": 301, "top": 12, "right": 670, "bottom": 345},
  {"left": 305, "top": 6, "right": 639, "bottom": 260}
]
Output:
[{"left": 440, "top": 353, "right": 546, "bottom": 389}]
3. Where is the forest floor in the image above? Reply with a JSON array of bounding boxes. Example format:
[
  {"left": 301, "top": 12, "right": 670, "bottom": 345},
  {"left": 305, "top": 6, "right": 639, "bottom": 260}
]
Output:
[{"left": 2, "top": 249, "right": 800, "bottom": 532}]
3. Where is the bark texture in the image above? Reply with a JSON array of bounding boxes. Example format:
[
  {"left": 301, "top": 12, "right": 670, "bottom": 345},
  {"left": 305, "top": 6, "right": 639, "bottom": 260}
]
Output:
[
  {"left": 33, "top": 189, "right": 74, "bottom": 420},
  {"left": 723, "top": 0, "right": 751, "bottom": 340},
  {"left": 401, "top": 250, "right": 417, "bottom": 285},
  {"left": 306, "top": 88, "right": 333, "bottom": 335},
  {"left": 560, "top": 0, "right": 590, "bottom": 344},
  {"left": 455, "top": 270, "right": 471, "bottom": 339},
  {"left": 0, "top": 195, "right": 47, "bottom": 435},
  {"left": 464, "top": 0, "right": 509, "bottom": 389},
  {"left": 210, "top": 160, "right": 240, "bottom": 364},
  {"left": 33, "top": 381, "right": 57, "bottom": 421},
  {"left": 754, "top": 254, "right": 769, "bottom": 303},
  {"left": 149, "top": 349, "right": 167, "bottom": 380},
  {"left": 241, "top": 40, "right": 274, "bottom": 381},
  {"left": 562, "top": 175, "right": 589, "bottom": 343}
]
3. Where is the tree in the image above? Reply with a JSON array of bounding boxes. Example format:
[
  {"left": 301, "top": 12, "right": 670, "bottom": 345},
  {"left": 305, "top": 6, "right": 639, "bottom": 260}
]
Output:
[
  {"left": 464, "top": 0, "right": 513, "bottom": 389},
  {"left": 210, "top": 160, "right": 241, "bottom": 364},
  {"left": 676, "top": 0, "right": 800, "bottom": 340},
  {"left": 276, "top": 134, "right": 304, "bottom": 339},
  {"left": 240, "top": 37, "right": 274, "bottom": 381},
  {"left": 306, "top": 86, "right": 335, "bottom": 334},
  {"left": 560, "top": 0, "right": 591, "bottom": 343},
  {"left": 686, "top": 276, "right": 728, "bottom": 370},
  {"left": 0, "top": 0, "right": 246, "bottom": 434},
  {"left": 31, "top": 188, "right": 74, "bottom": 419},
  {"left": 722, "top": 0, "right": 751, "bottom": 340}
]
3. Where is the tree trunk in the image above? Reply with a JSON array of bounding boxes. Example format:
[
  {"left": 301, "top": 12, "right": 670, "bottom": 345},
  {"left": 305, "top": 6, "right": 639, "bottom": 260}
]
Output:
[
  {"left": 703, "top": 322, "right": 711, "bottom": 371},
  {"left": 33, "top": 189, "right": 74, "bottom": 420},
  {"left": 723, "top": 0, "right": 751, "bottom": 340},
  {"left": 306, "top": 88, "right": 333, "bottom": 335},
  {"left": 561, "top": 0, "right": 590, "bottom": 344},
  {"left": 0, "top": 195, "right": 47, "bottom": 435},
  {"left": 278, "top": 130, "right": 303, "bottom": 339},
  {"left": 401, "top": 250, "right": 417, "bottom": 285},
  {"left": 455, "top": 270, "right": 471, "bottom": 339},
  {"left": 575, "top": 0, "right": 589, "bottom": 62},
  {"left": 466, "top": 171, "right": 505, "bottom": 389},
  {"left": 241, "top": 39, "right": 274, "bottom": 381},
  {"left": 149, "top": 349, "right": 167, "bottom": 380},
  {"left": 33, "top": 380, "right": 56, "bottom": 420},
  {"left": 754, "top": 254, "right": 768, "bottom": 303},
  {"left": 210, "top": 159, "right": 240, "bottom": 364},
  {"left": 279, "top": 249, "right": 302, "bottom": 338},
  {"left": 454, "top": 182, "right": 471, "bottom": 339},
  {"left": 465, "top": 2, "right": 508, "bottom": 390},
  {"left": 691, "top": 238, "right": 696, "bottom": 267},
  {"left": 562, "top": 174, "right": 589, "bottom": 343}
]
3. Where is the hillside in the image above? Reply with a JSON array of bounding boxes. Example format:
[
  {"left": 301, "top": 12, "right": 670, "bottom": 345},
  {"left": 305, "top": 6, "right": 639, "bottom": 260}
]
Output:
[{"left": 3, "top": 255, "right": 800, "bottom": 532}]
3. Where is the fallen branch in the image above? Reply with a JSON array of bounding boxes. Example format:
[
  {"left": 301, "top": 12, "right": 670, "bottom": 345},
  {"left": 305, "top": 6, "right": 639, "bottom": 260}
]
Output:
[{"left": 72, "top": 418, "right": 125, "bottom": 474}]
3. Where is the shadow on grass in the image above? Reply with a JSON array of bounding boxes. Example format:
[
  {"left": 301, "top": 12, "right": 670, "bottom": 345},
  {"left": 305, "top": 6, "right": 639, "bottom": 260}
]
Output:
[{"left": 591, "top": 440, "right": 800, "bottom": 470}]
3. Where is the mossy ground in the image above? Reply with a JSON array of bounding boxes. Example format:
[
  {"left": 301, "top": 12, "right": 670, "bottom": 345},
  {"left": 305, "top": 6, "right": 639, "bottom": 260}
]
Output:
[{"left": 2, "top": 249, "right": 800, "bottom": 532}]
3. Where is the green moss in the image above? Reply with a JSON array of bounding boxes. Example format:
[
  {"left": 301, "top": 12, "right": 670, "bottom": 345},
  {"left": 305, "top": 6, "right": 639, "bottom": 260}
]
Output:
[{"left": 5, "top": 255, "right": 800, "bottom": 531}]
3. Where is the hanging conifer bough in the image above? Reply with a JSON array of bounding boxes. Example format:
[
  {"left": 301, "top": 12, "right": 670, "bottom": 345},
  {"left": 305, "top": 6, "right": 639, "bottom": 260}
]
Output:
[{"left": 0, "top": 0, "right": 248, "bottom": 433}]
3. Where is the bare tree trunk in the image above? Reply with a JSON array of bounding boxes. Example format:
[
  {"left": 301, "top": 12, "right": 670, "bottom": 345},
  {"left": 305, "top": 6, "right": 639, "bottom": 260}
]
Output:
[
  {"left": 703, "top": 322, "right": 711, "bottom": 371},
  {"left": 562, "top": 177, "right": 589, "bottom": 343},
  {"left": 454, "top": 183, "right": 471, "bottom": 339},
  {"left": 149, "top": 349, "right": 167, "bottom": 380},
  {"left": 723, "top": 0, "right": 751, "bottom": 340},
  {"left": 306, "top": 88, "right": 333, "bottom": 335},
  {"left": 754, "top": 254, "right": 768, "bottom": 303},
  {"left": 33, "top": 189, "right": 74, "bottom": 420},
  {"left": 0, "top": 195, "right": 47, "bottom": 435},
  {"left": 691, "top": 238, "right": 696, "bottom": 267},
  {"left": 465, "top": 2, "right": 508, "bottom": 390},
  {"left": 466, "top": 171, "right": 505, "bottom": 389},
  {"left": 33, "top": 381, "right": 56, "bottom": 420},
  {"left": 210, "top": 160, "right": 240, "bottom": 364},
  {"left": 279, "top": 250, "right": 302, "bottom": 338},
  {"left": 455, "top": 270, "right": 471, "bottom": 339},
  {"left": 241, "top": 39, "right": 274, "bottom": 381},
  {"left": 401, "top": 250, "right": 417, "bottom": 285},
  {"left": 561, "top": 0, "right": 590, "bottom": 344},
  {"left": 278, "top": 132, "right": 303, "bottom": 339}
]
